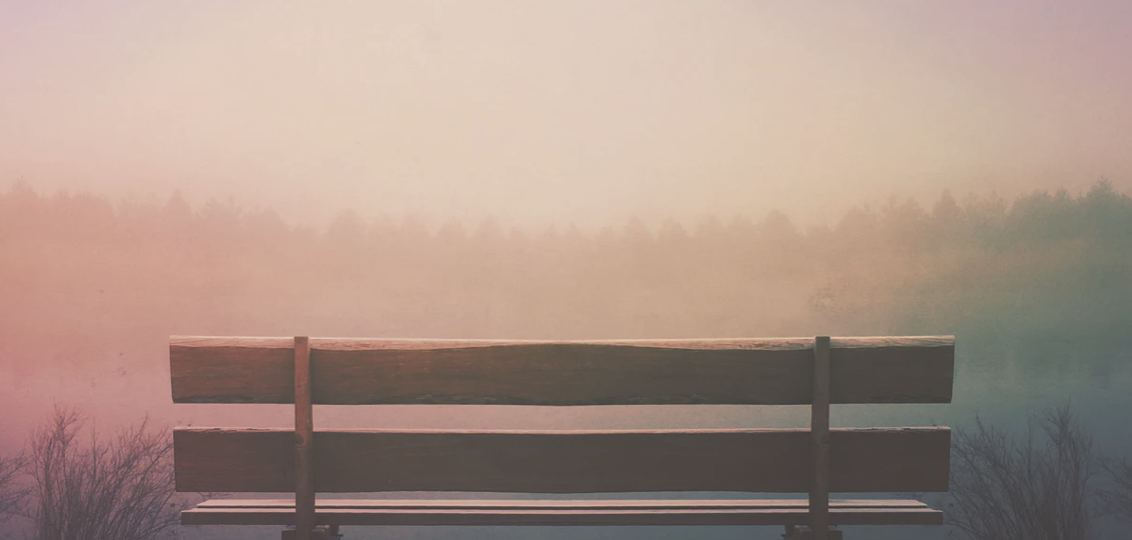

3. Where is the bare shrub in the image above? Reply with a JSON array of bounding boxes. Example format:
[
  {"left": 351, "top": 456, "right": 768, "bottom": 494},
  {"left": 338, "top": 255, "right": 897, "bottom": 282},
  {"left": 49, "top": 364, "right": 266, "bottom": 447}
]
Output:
[
  {"left": 944, "top": 405, "right": 1099, "bottom": 540},
  {"left": 0, "top": 450, "right": 27, "bottom": 519},
  {"left": 18, "top": 408, "right": 193, "bottom": 540},
  {"left": 1100, "top": 455, "right": 1132, "bottom": 524}
]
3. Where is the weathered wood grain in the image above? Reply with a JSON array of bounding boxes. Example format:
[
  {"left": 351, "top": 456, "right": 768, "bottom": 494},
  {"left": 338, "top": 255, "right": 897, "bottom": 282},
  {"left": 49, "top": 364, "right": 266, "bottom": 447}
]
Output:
[
  {"left": 194, "top": 499, "right": 934, "bottom": 509},
  {"left": 293, "top": 337, "right": 314, "bottom": 540},
  {"left": 180, "top": 498, "right": 943, "bottom": 526},
  {"left": 173, "top": 427, "right": 950, "bottom": 494},
  {"left": 169, "top": 336, "right": 954, "bottom": 405},
  {"left": 810, "top": 336, "right": 831, "bottom": 539}
]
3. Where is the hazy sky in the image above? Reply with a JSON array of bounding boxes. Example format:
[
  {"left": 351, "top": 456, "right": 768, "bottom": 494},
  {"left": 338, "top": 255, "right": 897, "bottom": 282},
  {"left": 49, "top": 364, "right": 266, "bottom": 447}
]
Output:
[{"left": 2, "top": 0, "right": 1130, "bottom": 229}]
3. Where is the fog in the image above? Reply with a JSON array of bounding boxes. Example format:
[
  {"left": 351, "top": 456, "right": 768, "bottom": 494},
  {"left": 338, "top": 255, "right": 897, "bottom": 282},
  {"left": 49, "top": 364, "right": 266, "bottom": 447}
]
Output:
[
  {"left": 4, "top": 2, "right": 1132, "bottom": 539},
  {"left": 3, "top": 181, "right": 1132, "bottom": 538},
  {"left": 3, "top": 1, "right": 1131, "bottom": 230}
]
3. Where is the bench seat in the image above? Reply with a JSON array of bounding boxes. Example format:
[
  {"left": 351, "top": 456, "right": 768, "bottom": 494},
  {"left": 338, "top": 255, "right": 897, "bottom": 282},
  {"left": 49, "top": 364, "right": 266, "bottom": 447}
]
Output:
[{"left": 183, "top": 499, "right": 942, "bottom": 526}]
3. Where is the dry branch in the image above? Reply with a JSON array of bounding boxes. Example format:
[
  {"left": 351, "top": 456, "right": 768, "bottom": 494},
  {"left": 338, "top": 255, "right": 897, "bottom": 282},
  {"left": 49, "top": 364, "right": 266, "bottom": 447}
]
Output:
[
  {"left": 943, "top": 405, "right": 1099, "bottom": 540},
  {"left": 19, "top": 408, "right": 201, "bottom": 540}
]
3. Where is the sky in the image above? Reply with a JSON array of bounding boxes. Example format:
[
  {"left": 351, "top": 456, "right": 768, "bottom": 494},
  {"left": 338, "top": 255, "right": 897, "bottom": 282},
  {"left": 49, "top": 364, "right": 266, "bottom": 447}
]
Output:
[{"left": 2, "top": 0, "right": 1131, "bottom": 230}]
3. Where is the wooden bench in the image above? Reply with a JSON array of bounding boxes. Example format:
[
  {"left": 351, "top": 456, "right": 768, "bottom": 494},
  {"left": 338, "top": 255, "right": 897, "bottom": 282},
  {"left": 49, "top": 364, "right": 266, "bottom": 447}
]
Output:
[{"left": 170, "top": 335, "right": 954, "bottom": 540}]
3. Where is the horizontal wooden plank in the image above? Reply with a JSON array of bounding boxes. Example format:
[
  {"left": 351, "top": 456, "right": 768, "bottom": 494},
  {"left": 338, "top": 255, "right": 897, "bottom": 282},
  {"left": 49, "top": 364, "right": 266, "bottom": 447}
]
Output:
[
  {"left": 174, "top": 427, "right": 949, "bottom": 494},
  {"left": 181, "top": 498, "right": 942, "bottom": 526},
  {"left": 195, "top": 499, "right": 932, "bottom": 509},
  {"left": 170, "top": 336, "right": 953, "bottom": 405}
]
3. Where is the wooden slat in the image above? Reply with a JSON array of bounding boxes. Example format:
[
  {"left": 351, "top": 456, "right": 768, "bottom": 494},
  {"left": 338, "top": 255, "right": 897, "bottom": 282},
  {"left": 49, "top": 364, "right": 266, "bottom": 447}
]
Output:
[
  {"left": 293, "top": 336, "right": 314, "bottom": 540},
  {"left": 180, "top": 499, "right": 943, "bottom": 526},
  {"left": 170, "top": 336, "right": 954, "bottom": 405},
  {"left": 194, "top": 499, "right": 934, "bottom": 509},
  {"left": 810, "top": 336, "right": 831, "bottom": 539},
  {"left": 174, "top": 427, "right": 950, "bottom": 494}
]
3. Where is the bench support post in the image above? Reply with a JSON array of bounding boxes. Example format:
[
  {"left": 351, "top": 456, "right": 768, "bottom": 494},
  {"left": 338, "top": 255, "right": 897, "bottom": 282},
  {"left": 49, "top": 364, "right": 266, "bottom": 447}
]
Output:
[
  {"left": 810, "top": 336, "right": 831, "bottom": 540},
  {"left": 294, "top": 336, "right": 315, "bottom": 540}
]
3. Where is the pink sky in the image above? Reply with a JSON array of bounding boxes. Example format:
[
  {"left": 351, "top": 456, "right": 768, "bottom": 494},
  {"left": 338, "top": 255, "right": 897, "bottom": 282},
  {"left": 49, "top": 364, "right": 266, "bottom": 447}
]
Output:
[{"left": 2, "top": 0, "right": 1130, "bottom": 230}]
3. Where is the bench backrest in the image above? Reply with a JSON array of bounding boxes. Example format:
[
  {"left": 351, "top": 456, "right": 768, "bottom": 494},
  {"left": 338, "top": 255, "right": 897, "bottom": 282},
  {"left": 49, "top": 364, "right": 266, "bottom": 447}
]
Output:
[{"left": 170, "top": 335, "right": 954, "bottom": 495}]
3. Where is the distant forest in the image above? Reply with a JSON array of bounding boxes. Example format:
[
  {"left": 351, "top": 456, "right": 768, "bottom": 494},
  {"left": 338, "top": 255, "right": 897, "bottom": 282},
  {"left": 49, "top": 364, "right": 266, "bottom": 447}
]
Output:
[{"left": 2, "top": 180, "right": 1130, "bottom": 371}]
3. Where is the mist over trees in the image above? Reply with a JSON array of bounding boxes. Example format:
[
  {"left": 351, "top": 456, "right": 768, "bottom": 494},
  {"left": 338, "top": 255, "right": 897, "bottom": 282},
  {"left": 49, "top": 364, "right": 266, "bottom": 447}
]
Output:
[{"left": 3, "top": 180, "right": 1129, "bottom": 350}]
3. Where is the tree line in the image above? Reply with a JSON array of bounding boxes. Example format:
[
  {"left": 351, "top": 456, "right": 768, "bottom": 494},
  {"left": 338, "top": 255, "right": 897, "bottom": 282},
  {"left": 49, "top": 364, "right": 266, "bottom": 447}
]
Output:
[{"left": 2, "top": 179, "right": 1130, "bottom": 350}]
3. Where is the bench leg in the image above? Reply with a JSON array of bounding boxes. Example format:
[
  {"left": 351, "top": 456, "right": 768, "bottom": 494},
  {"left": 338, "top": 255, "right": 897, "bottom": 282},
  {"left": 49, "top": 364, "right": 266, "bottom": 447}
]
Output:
[
  {"left": 782, "top": 525, "right": 843, "bottom": 540},
  {"left": 282, "top": 525, "right": 342, "bottom": 540}
]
